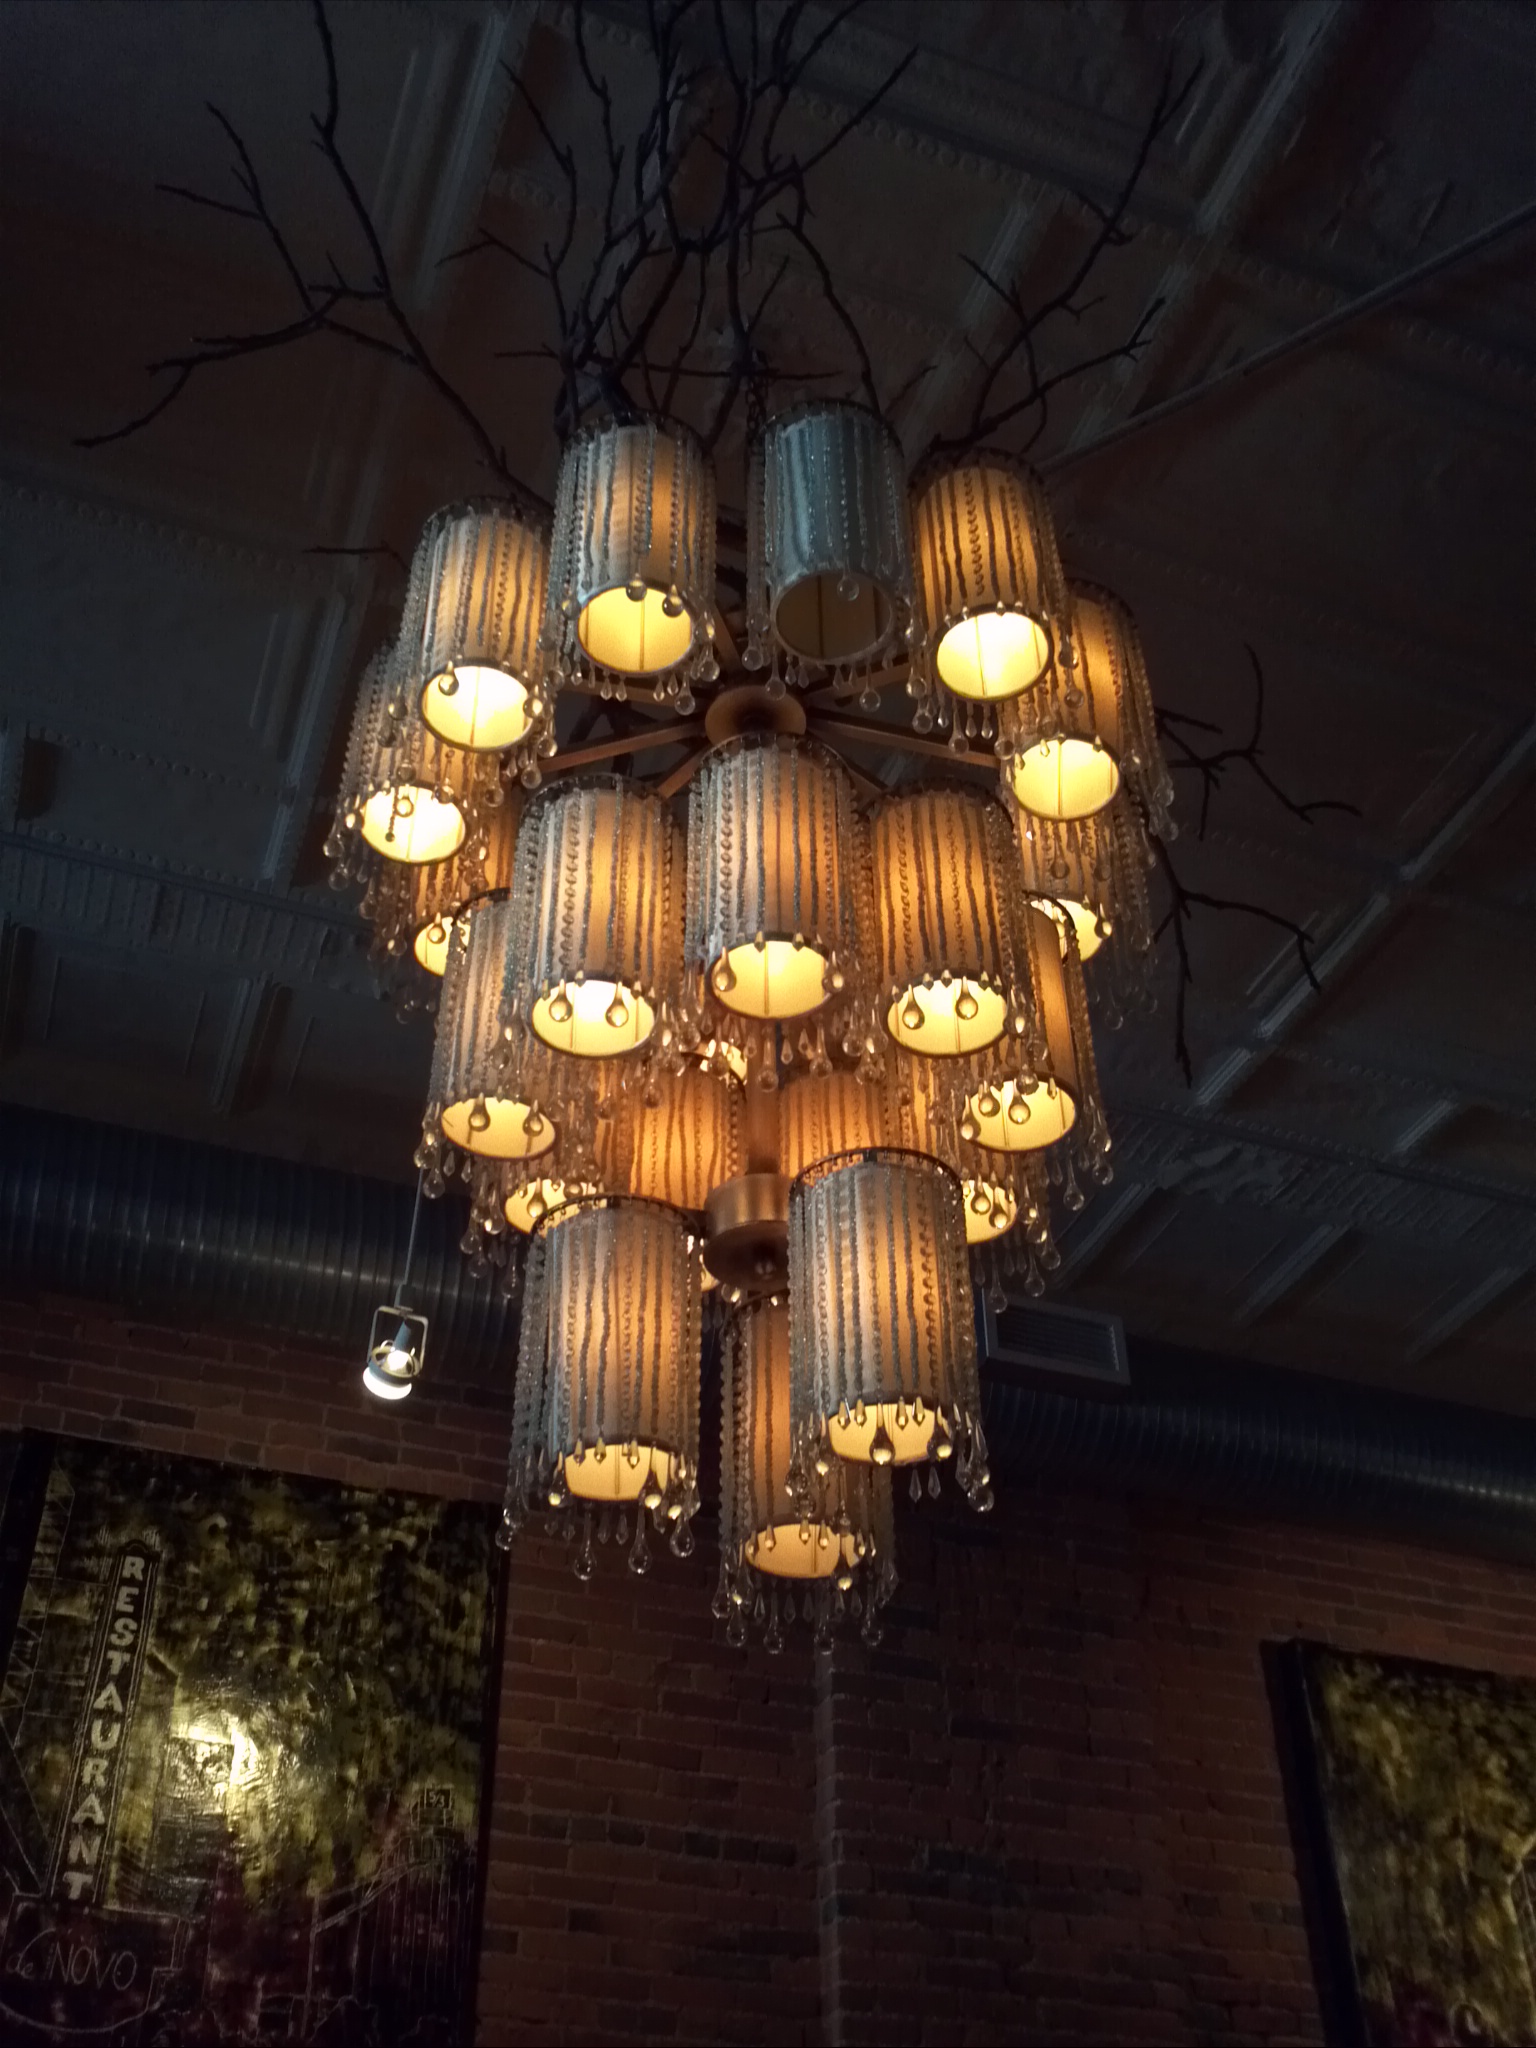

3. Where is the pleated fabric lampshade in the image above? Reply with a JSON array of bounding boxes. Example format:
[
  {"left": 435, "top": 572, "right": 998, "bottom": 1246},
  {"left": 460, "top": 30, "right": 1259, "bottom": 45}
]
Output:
[
  {"left": 788, "top": 1148, "right": 990, "bottom": 1506},
  {"left": 746, "top": 402, "right": 913, "bottom": 682},
  {"left": 717, "top": 1296, "right": 895, "bottom": 1649},
  {"left": 326, "top": 643, "right": 499, "bottom": 886},
  {"left": 911, "top": 458, "right": 1068, "bottom": 707},
  {"left": 511, "top": 777, "right": 685, "bottom": 1058},
  {"left": 420, "top": 895, "right": 558, "bottom": 1174},
  {"left": 869, "top": 786, "right": 1025, "bottom": 1059},
  {"left": 505, "top": 1197, "right": 702, "bottom": 1572},
  {"left": 961, "top": 904, "right": 1110, "bottom": 1189},
  {"left": 999, "top": 581, "right": 1174, "bottom": 831},
  {"left": 687, "top": 736, "right": 861, "bottom": 1025},
  {"left": 403, "top": 500, "right": 552, "bottom": 764},
  {"left": 548, "top": 420, "right": 717, "bottom": 701},
  {"left": 360, "top": 792, "right": 521, "bottom": 978}
]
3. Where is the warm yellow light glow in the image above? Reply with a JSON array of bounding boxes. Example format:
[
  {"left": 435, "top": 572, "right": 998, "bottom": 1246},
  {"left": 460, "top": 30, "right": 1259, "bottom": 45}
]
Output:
[
  {"left": 564, "top": 1444, "right": 677, "bottom": 1504},
  {"left": 697, "top": 1036, "right": 749, "bottom": 1082},
  {"left": 361, "top": 784, "right": 466, "bottom": 864},
  {"left": 1035, "top": 895, "right": 1108, "bottom": 961},
  {"left": 421, "top": 662, "right": 532, "bottom": 752},
  {"left": 531, "top": 978, "right": 656, "bottom": 1056},
  {"left": 504, "top": 1176, "right": 588, "bottom": 1232},
  {"left": 886, "top": 977, "right": 1006, "bottom": 1057},
  {"left": 440, "top": 1095, "right": 557, "bottom": 1161},
  {"left": 579, "top": 585, "right": 694, "bottom": 676},
  {"left": 1010, "top": 735, "right": 1120, "bottom": 821},
  {"left": 413, "top": 913, "right": 456, "bottom": 977},
  {"left": 936, "top": 609, "right": 1050, "bottom": 701},
  {"left": 774, "top": 572, "right": 889, "bottom": 666},
  {"left": 966, "top": 1075, "right": 1076, "bottom": 1153},
  {"left": 962, "top": 1177, "right": 1018, "bottom": 1243},
  {"left": 746, "top": 1519, "right": 857, "bottom": 1581},
  {"left": 714, "top": 938, "right": 830, "bottom": 1020},
  {"left": 830, "top": 1401, "right": 949, "bottom": 1467}
]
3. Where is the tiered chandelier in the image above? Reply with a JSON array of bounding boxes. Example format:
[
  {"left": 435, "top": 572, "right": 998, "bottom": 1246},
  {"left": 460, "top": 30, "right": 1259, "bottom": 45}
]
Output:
[{"left": 330, "top": 408, "right": 1173, "bottom": 1645}]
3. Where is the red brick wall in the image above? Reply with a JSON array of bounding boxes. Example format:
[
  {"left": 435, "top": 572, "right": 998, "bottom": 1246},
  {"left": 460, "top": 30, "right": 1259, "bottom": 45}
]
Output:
[{"left": 6, "top": 1288, "right": 1536, "bottom": 2045}]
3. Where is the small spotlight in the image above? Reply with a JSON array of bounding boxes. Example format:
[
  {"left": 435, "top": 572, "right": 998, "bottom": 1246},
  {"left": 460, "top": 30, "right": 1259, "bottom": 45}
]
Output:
[{"left": 363, "top": 1305, "right": 428, "bottom": 1402}]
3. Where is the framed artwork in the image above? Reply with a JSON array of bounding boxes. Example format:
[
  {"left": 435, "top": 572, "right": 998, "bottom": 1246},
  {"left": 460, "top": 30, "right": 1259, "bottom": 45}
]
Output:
[
  {"left": 1272, "top": 1639, "right": 1536, "bottom": 2048},
  {"left": 0, "top": 1430, "right": 501, "bottom": 2046}
]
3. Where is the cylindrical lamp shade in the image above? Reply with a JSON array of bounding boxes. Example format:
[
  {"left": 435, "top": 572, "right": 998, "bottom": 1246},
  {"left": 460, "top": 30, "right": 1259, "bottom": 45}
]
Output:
[
  {"left": 778, "top": 1070, "right": 890, "bottom": 1180},
  {"left": 1015, "top": 791, "right": 1153, "bottom": 967},
  {"left": 788, "top": 1149, "right": 989, "bottom": 1505},
  {"left": 687, "top": 737, "right": 860, "bottom": 1021},
  {"left": 617, "top": 1064, "right": 740, "bottom": 1211},
  {"left": 549, "top": 421, "right": 716, "bottom": 694},
  {"left": 718, "top": 1298, "right": 895, "bottom": 1647},
  {"left": 424, "top": 896, "right": 557, "bottom": 1164},
  {"left": 901, "top": 1063, "right": 1024, "bottom": 1245},
  {"left": 508, "top": 1198, "right": 702, "bottom": 1539},
  {"left": 912, "top": 460, "right": 1067, "bottom": 703},
  {"left": 513, "top": 778, "right": 683, "bottom": 1057},
  {"left": 362, "top": 796, "right": 520, "bottom": 977},
  {"left": 871, "top": 788, "right": 1019, "bottom": 1057},
  {"left": 1001, "top": 582, "right": 1174, "bottom": 829},
  {"left": 404, "top": 501, "right": 550, "bottom": 754},
  {"left": 964, "top": 906, "right": 1095, "bottom": 1155},
  {"left": 748, "top": 403, "right": 913, "bottom": 675},
  {"left": 327, "top": 645, "right": 497, "bottom": 883}
]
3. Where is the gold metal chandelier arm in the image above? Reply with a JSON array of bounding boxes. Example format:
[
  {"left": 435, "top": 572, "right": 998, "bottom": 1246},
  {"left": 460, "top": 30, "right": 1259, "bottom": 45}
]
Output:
[
  {"left": 809, "top": 713, "right": 983, "bottom": 771},
  {"left": 551, "top": 720, "right": 706, "bottom": 773}
]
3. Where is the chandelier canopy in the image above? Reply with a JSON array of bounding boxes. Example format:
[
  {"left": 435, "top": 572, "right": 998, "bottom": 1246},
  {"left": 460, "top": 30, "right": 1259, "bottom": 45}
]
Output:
[{"left": 328, "top": 395, "right": 1175, "bottom": 1627}]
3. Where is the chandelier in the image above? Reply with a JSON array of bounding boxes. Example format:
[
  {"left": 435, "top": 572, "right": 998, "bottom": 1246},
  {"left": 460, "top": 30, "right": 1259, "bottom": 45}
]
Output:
[{"left": 330, "top": 402, "right": 1171, "bottom": 1639}]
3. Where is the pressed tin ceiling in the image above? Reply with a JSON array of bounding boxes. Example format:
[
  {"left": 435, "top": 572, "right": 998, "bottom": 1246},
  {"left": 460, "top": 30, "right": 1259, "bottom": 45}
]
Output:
[{"left": 0, "top": 0, "right": 1531, "bottom": 1410}]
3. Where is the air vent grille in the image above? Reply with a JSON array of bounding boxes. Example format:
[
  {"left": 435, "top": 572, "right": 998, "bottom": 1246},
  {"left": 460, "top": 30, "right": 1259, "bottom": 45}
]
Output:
[{"left": 979, "top": 1291, "right": 1129, "bottom": 1392}]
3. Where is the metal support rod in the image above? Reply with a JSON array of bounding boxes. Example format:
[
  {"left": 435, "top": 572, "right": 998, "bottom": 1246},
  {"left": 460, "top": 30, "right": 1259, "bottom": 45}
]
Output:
[
  {"left": 1048, "top": 196, "right": 1536, "bottom": 473},
  {"left": 548, "top": 720, "right": 705, "bottom": 772}
]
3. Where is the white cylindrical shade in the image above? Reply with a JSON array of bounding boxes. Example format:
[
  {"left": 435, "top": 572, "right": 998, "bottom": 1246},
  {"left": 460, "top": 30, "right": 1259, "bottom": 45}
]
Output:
[
  {"left": 687, "top": 737, "right": 860, "bottom": 1021},
  {"left": 427, "top": 896, "right": 557, "bottom": 1162},
  {"left": 912, "top": 460, "right": 1066, "bottom": 703},
  {"left": 871, "top": 787, "right": 1017, "bottom": 1057},
  {"left": 788, "top": 1148, "right": 989, "bottom": 1505},
  {"left": 1014, "top": 791, "right": 1152, "bottom": 967},
  {"left": 510, "top": 1198, "right": 701, "bottom": 1520},
  {"left": 514, "top": 777, "right": 683, "bottom": 1057},
  {"left": 406, "top": 501, "right": 551, "bottom": 753},
  {"left": 616, "top": 1063, "right": 740, "bottom": 1212},
  {"left": 328, "top": 644, "right": 497, "bottom": 882},
  {"left": 965, "top": 905, "right": 1087, "bottom": 1154},
  {"left": 549, "top": 420, "right": 716, "bottom": 690},
  {"left": 778, "top": 1070, "right": 889, "bottom": 1181},
  {"left": 1002, "top": 582, "right": 1173, "bottom": 829},
  {"left": 717, "top": 1297, "right": 895, "bottom": 1646},
  {"left": 749, "top": 402, "right": 913, "bottom": 673}
]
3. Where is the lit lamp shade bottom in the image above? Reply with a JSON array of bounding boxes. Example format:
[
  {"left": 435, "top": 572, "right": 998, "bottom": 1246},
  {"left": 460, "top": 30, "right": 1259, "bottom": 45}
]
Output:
[
  {"left": 887, "top": 978, "right": 1006, "bottom": 1057},
  {"left": 963, "top": 1178, "right": 1018, "bottom": 1242},
  {"left": 421, "top": 663, "right": 532, "bottom": 752},
  {"left": 829, "top": 1402, "right": 953, "bottom": 1467},
  {"left": 563, "top": 1444, "right": 677, "bottom": 1505},
  {"left": 360, "top": 785, "right": 467, "bottom": 864},
  {"left": 578, "top": 587, "right": 694, "bottom": 676},
  {"left": 712, "top": 940, "right": 831, "bottom": 1019},
  {"left": 504, "top": 1177, "right": 591, "bottom": 1233},
  {"left": 745, "top": 1521, "right": 860, "bottom": 1581},
  {"left": 1010, "top": 736, "right": 1120, "bottom": 821},
  {"left": 413, "top": 915, "right": 457, "bottom": 977},
  {"left": 936, "top": 608, "right": 1050, "bottom": 701},
  {"left": 532, "top": 980, "right": 656, "bottom": 1055},
  {"left": 1034, "top": 895, "right": 1107, "bottom": 962},
  {"left": 965, "top": 1077, "right": 1076, "bottom": 1153},
  {"left": 440, "top": 1096, "right": 557, "bottom": 1161}
]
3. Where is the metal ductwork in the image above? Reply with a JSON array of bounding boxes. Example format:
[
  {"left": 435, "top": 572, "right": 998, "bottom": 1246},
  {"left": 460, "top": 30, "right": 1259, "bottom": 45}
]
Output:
[
  {"left": 3, "top": 1104, "right": 1535, "bottom": 1566},
  {"left": 0, "top": 1105, "right": 516, "bottom": 1381}
]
